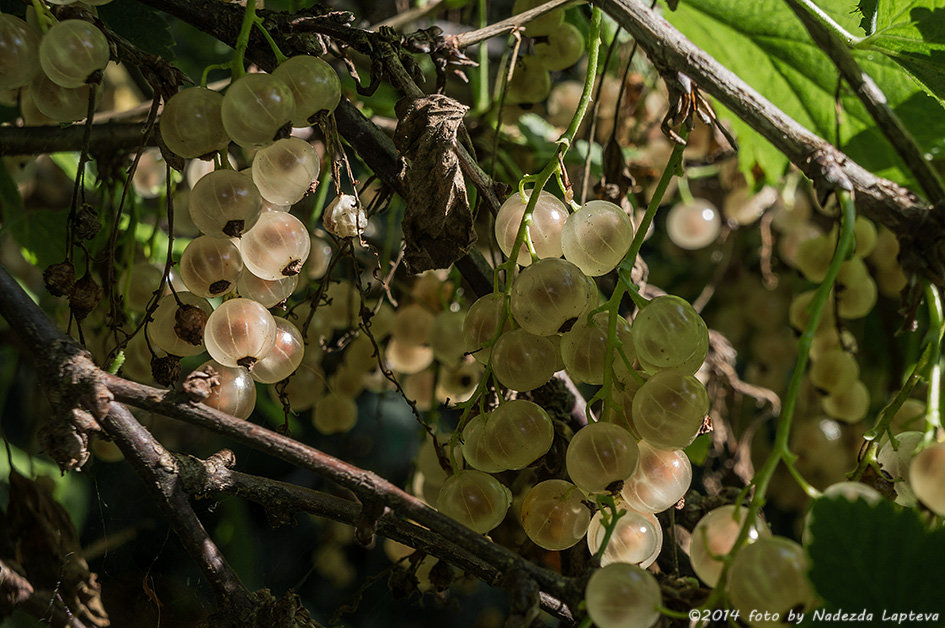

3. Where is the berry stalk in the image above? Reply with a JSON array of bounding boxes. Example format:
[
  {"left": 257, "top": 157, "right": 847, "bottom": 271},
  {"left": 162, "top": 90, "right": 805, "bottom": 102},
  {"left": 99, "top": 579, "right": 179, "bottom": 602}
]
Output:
[{"left": 698, "top": 189, "right": 858, "bottom": 617}]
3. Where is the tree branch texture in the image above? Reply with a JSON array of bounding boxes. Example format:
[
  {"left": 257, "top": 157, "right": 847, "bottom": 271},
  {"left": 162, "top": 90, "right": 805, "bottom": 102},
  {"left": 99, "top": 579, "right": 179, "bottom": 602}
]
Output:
[
  {"left": 5, "top": 0, "right": 934, "bottom": 277},
  {"left": 591, "top": 0, "right": 945, "bottom": 286},
  {"left": 450, "top": 0, "right": 576, "bottom": 48},
  {"left": 592, "top": 0, "right": 929, "bottom": 224},
  {"left": 0, "top": 262, "right": 578, "bottom": 621},
  {"left": 0, "top": 122, "right": 155, "bottom": 156},
  {"left": 783, "top": 0, "right": 945, "bottom": 205},
  {"left": 172, "top": 451, "right": 573, "bottom": 620},
  {"left": 98, "top": 404, "right": 257, "bottom": 622},
  {"left": 4, "top": 0, "right": 945, "bottom": 622},
  {"left": 100, "top": 372, "right": 576, "bottom": 604}
]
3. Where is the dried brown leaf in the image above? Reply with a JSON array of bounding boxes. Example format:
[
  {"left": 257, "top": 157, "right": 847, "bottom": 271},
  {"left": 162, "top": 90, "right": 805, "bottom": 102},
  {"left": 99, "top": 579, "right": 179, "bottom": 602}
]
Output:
[
  {"left": 393, "top": 95, "right": 476, "bottom": 273},
  {"left": 5, "top": 471, "right": 109, "bottom": 626}
]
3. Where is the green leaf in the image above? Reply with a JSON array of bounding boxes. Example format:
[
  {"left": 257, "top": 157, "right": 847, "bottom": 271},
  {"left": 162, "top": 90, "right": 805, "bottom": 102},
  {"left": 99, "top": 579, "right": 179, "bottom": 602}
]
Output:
[
  {"left": 859, "top": 1, "right": 945, "bottom": 105},
  {"left": 0, "top": 441, "right": 90, "bottom": 531},
  {"left": 807, "top": 496, "right": 945, "bottom": 623},
  {"left": 98, "top": 0, "right": 176, "bottom": 61},
  {"left": 857, "top": 0, "right": 880, "bottom": 35},
  {"left": 666, "top": 0, "right": 945, "bottom": 192},
  {"left": 8, "top": 209, "right": 69, "bottom": 269},
  {"left": 684, "top": 433, "right": 711, "bottom": 465}
]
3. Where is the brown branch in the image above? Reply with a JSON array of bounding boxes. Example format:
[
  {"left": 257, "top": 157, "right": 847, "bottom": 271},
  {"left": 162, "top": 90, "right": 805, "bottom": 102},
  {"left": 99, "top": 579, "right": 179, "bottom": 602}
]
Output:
[
  {"left": 172, "top": 453, "right": 574, "bottom": 621},
  {"left": 449, "top": 0, "right": 574, "bottom": 48},
  {"left": 591, "top": 0, "right": 929, "bottom": 228},
  {"left": 783, "top": 0, "right": 945, "bottom": 205},
  {"left": 0, "top": 263, "right": 578, "bottom": 616},
  {"left": 97, "top": 404, "right": 256, "bottom": 622},
  {"left": 592, "top": 0, "right": 945, "bottom": 287},
  {"left": 100, "top": 372, "right": 575, "bottom": 603},
  {"left": 0, "top": 122, "right": 156, "bottom": 156}
]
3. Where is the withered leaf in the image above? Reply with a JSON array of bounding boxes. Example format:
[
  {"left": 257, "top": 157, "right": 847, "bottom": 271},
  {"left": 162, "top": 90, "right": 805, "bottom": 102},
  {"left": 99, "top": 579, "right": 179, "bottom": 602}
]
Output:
[
  {"left": 5, "top": 471, "right": 110, "bottom": 626},
  {"left": 393, "top": 94, "right": 476, "bottom": 273}
]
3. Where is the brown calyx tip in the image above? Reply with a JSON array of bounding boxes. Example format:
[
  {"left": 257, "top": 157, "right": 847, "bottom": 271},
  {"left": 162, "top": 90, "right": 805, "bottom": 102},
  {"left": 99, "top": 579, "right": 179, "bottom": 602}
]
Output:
[
  {"left": 151, "top": 355, "right": 182, "bottom": 387},
  {"left": 44, "top": 260, "right": 76, "bottom": 297},
  {"left": 558, "top": 317, "right": 578, "bottom": 334},
  {"left": 174, "top": 304, "right": 208, "bottom": 346},
  {"left": 209, "top": 280, "right": 232, "bottom": 295},
  {"left": 282, "top": 259, "right": 303, "bottom": 276},
  {"left": 223, "top": 220, "right": 245, "bottom": 238},
  {"left": 237, "top": 356, "right": 257, "bottom": 370},
  {"left": 69, "top": 272, "right": 103, "bottom": 320}
]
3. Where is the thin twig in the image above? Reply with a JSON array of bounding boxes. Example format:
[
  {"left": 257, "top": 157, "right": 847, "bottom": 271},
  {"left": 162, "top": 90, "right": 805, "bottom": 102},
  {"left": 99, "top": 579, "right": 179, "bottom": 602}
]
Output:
[
  {"left": 450, "top": 0, "right": 575, "bottom": 48},
  {"left": 172, "top": 453, "right": 575, "bottom": 621}
]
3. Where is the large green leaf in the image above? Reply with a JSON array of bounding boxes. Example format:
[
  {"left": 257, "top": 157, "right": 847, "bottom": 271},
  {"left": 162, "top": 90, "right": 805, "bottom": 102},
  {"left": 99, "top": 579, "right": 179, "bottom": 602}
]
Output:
[
  {"left": 665, "top": 0, "right": 945, "bottom": 192},
  {"left": 858, "top": 1, "right": 945, "bottom": 104},
  {"left": 7, "top": 208, "right": 69, "bottom": 269},
  {"left": 807, "top": 496, "right": 945, "bottom": 624}
]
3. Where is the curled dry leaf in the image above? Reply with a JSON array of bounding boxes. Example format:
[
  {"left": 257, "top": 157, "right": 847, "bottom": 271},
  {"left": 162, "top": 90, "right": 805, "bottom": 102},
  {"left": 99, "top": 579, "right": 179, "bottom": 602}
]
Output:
[
  {"left": 393, "top": 94, "right": 475, "bottom": 273},
  {"left": 3, "top": 471, "right": 110, "bottom": 626}
]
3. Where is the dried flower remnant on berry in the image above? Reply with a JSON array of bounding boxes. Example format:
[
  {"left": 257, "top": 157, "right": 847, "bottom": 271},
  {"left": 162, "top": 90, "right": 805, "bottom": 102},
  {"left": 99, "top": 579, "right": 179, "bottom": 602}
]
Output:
[
  {"left": 44, "top": 260, "right": 76, "bottom": 297},
  {"left": 175, "top": 304, "right": 209, "bottom": 346},
  {"left": 69, "top": 272, "right": 102, "bottom": 320},
  {"left": 151, "top": 355, "right": 181, "bottom": 387}
]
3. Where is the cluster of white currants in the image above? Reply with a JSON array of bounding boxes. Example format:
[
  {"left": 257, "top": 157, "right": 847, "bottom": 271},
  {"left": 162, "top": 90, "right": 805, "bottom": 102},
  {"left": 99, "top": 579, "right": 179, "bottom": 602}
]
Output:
[
  {"left": 418, "top": 190, "right": 723, "bottom": 626},
  {"left": 787, "top": 215, "right": 881, "bottom": 424},
  {"left": 135, "top": 54, "right": 344, "bottom": 424},
  {"left": 505, "top": 0, "right": 586, "bottom": 105},
  {"left": 0, "top": 13, "right": 111, "bottom": 123}
]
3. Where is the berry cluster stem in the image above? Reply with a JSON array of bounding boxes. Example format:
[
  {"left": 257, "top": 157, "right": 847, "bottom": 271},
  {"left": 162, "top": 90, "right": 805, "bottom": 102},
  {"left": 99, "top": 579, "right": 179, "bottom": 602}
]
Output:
[
  {"left": 453, "top": 8, "right": 603, "bottom": 474},
  {"left": 230, "top": 0, "right": 258, "bottom": 80},
  {"left": 30, "top": 0, "right": 55, "bottom": 32},
  {"left": 698, "top": 189, "right": 857, "bottom": 616},
  {"left": 496, "top": 7, "right": 603, "bottom": 292},
  {"left": 851, "top": 283, "right": 945, "bottom": 478},
  {"left": 592, "top": 494, "right": 626, "bottom": 561},
  {"left": 585, "top": 132, "right": 688, "bottom": 420}
]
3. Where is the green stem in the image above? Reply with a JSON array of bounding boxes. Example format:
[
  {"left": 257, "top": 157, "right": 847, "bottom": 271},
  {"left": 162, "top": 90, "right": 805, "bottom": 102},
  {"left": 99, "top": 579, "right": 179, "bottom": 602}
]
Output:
[
  {"left": 253, "top": 18, "right": 288, "bottom": 64},
  {"left": 623, "top": 137, "right": 687, "bottom": 276},
  {"left": 926, "top": 363, "right": 944, "bottom": 446},
  {"left": 448, "top": 364, "right": 494, "bottom": 474},
  {"left": 472, "top": 0, "right": 490, "bottom": 115},
  {"left": 30, "top": 0, "right": 55, "bottom": 32},
  {"left": 700, "top": 189, "right": 856, "bottom": 611},
  {"left": 592, "top": 495, "right": 626, "bottom": 561},
  {"left": 658, "top": 606, "right": 694, "bottom": 620},
  {"left": 231, "top": 0, "right": 259, "bottom": 80},
  {"left": 853, "top": 284, "right": 944, "bottom": 465},
  {"left": 497, "top": 7, "right": 602, "bottom": 287},
  {"left": 677, "top": 175, "right": 695, "bottom": 205},
  {"left": 201, "top": 63, "right": 230, "bottom": 88},
  {"left": 793, "top": 0, "right": 861, "bottom": 46},
  {"left": 452, "top": 8, "right": 603, "bottom": 473},
  {"left": 586, "top": 133, "right": 688, "bottom": 419}
]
